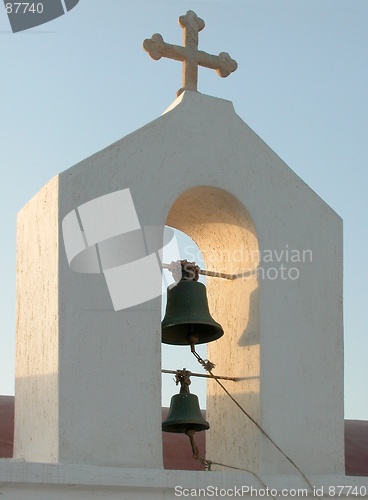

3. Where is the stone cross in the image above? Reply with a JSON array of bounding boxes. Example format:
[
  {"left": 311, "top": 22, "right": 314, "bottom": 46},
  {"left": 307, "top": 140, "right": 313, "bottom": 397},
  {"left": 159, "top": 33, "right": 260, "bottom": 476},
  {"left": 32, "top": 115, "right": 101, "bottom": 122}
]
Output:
[{"left": 143, "top": 10, "right": 238, "bottom": 96}]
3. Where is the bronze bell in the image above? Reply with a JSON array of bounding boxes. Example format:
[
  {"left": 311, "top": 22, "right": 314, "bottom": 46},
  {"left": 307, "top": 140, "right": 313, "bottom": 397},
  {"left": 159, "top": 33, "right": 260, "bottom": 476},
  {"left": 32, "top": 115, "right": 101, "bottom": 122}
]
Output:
[
  {"left": 162, "top": 393, "right": 209, "bottom": 433},
  {"left": 162, "top": 280, "right": 224, "bottom": 345},
  {"left": 162, "top": 370, "right": 209, "bottom": 433}
]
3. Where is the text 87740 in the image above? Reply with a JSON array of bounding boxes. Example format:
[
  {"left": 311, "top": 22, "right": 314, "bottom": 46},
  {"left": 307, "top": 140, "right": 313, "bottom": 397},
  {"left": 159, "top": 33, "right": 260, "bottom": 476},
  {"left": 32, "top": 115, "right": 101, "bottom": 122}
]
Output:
[{"left": 6, "top": 3, "right": 44, "bottom": 14}]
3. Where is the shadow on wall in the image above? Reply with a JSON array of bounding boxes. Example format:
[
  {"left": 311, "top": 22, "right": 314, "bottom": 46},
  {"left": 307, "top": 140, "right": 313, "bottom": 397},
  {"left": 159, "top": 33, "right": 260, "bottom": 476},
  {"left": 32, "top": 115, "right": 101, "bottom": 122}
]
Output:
[{"left": 238, "top": 287, "right": 260, "bottom": 347}]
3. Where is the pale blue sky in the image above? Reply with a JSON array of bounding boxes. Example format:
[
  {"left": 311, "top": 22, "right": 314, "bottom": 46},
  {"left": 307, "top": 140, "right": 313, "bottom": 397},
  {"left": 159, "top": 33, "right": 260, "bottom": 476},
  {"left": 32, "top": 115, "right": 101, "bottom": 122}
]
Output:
[{"left": 0, "top": 0, "right": 367, "bottom": 418}]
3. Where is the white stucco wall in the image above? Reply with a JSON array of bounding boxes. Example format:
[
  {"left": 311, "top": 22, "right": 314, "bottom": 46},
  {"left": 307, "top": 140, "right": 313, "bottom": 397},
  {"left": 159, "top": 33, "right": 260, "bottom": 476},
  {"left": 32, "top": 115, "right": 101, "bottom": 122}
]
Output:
[{"left": 9, "top": 90, "right": 351, "bottom": 496}]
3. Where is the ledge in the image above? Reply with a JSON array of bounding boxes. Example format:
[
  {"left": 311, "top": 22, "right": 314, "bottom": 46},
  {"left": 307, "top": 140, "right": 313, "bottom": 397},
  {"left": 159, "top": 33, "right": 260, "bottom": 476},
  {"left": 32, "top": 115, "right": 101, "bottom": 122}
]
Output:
[{"left": 0, "top": 460, "right": 367, "bottom": 492}]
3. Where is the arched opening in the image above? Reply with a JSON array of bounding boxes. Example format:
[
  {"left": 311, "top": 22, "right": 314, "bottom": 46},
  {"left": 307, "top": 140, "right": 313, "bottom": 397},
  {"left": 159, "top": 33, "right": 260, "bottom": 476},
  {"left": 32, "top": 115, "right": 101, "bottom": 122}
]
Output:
[
  {"left": 161, "top": 228, "right": 207, "bottom": 470},
  {"left": 165, "top": 186, "right": 260, "bottom": 472},
  {"left": 161, "top": 228, "right": 207, "bottom": 410}
]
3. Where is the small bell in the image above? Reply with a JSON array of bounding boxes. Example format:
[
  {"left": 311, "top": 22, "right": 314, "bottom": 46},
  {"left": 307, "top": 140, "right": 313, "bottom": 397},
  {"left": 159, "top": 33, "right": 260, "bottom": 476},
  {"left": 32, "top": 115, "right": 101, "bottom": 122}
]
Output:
[
  {"left": 162, "top": 261, "right": 224, "bottom": 345},
  {"left": 162, "top": 369, "right": 209, "bottom": 434},
  {"left": 162, "top": 392, "right": 210, "bottom": 433}
]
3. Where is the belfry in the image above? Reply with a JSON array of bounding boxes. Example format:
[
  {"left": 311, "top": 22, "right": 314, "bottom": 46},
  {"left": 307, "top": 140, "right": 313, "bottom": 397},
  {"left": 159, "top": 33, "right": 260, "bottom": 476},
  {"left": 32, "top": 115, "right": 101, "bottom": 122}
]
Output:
[{"left": 1, "top": 9, "right": 363, "bottom": 500}]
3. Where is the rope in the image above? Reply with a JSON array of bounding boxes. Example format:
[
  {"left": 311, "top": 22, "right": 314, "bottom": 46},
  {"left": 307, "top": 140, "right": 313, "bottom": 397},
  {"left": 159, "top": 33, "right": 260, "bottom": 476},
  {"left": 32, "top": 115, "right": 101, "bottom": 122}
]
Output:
[
  {"left": 185, "top": 431, "right": 277, "bottom": 500},
  {"left": 205, "top": 460, "right": 278, "bottom": 500},
  {"left": 191, "top": 346, "right": 318, "bottom": 498}
]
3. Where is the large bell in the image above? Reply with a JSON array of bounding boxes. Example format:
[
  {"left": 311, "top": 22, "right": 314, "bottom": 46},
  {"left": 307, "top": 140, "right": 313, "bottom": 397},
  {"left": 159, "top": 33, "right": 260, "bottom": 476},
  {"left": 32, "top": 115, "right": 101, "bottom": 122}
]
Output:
[
  {"left": 162, "top": 392, "right": 210, "bottom": 433},
  {"left": 162, "top": 280, "right": 224, "bottom": 345}
]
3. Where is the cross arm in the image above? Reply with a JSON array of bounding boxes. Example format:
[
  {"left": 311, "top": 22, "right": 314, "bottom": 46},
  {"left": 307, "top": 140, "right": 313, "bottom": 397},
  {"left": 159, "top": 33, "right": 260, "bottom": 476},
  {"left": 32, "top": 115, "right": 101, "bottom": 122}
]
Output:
[
  {"left": 143, "top": 34, "right": 187, "bottom": 63},
  {"left": 197, "top": 50, "right": 238, "bottom": 78}
]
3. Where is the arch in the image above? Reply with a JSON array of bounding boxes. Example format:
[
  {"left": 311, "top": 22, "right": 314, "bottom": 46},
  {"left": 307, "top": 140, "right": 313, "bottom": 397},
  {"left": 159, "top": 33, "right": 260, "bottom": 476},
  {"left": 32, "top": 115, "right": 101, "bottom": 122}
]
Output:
[{"left": 166, "top": 186, "right": 260, "bottom": 472}]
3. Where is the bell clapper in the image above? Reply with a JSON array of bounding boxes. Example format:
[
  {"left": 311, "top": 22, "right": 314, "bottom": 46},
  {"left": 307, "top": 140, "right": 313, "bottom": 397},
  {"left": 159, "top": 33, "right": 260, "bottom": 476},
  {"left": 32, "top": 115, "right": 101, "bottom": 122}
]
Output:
[
  {"left": 186, "top": 429, "right": 214, "bottom": 470},
  {"left": 186, "top": 325, "right": 199, "bottom": 346},
  {"left": 185, "top": 429, "right": 200, "bottom": 459}
]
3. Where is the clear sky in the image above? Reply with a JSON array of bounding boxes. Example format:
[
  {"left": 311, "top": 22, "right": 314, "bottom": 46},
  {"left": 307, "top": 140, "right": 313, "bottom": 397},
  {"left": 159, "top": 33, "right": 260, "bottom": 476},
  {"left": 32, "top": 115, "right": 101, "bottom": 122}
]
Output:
[{"left": 0, "top": 0, "right": 367, "bottom": 418}]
